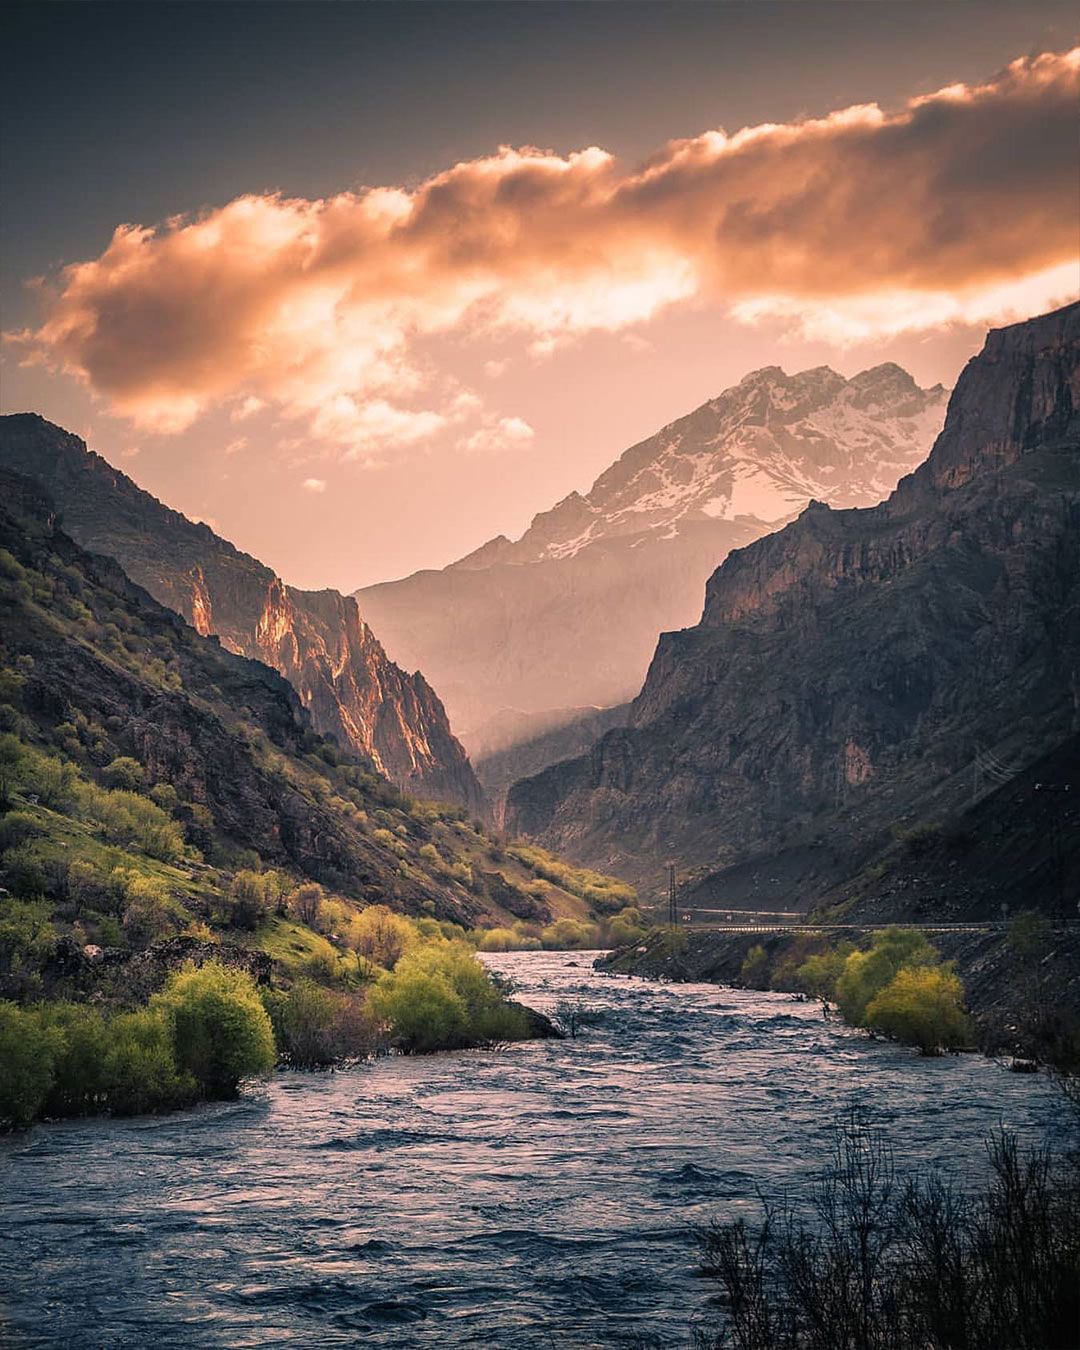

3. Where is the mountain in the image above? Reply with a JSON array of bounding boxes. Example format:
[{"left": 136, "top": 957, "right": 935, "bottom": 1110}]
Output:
[
  {"left": 0, "top": 415, "right": 484, "bottom": 814},
  {"left": 356, "top": 364, "right": 947, "bottom": 769},
  {"left": 0, "top": 467, "right": 598, "bottom": 929},
  {"left": 505, "top": 303, "right": 1080, "bottom": 901}
]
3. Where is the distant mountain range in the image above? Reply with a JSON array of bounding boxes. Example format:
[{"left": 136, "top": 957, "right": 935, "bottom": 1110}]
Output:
[
  {"left": 505, "top": 303, "right": 1080, "bottom": 905},
  {"left": 0, "top": 416, "right": 484, "bottom": 813},
  {"left": 356, "top": 363, "right": 947, "bottom": 775}
]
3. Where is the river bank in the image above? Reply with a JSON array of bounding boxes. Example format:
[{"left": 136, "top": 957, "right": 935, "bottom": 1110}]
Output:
[{"left": 597, "top": 926, "right": 1080, "bottom": 1060}]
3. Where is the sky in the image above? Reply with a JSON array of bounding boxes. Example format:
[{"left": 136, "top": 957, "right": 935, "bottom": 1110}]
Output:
[{"left": 2, "top": 1, "right": 1078, "bottom": 591}]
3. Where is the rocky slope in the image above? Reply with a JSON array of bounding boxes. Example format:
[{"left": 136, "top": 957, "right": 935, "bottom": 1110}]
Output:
[
  {"left": 506, "top": 303, "right": 1080, "bottom": 900},
  {"left": 358, "top": 364, "right": 947, "bottom": 764},
  {"left": 0, "top": 415, "right": 483, "bottom": 813},
  {"left": 0, "top": 468, "right": 596, "bottom": 928}
]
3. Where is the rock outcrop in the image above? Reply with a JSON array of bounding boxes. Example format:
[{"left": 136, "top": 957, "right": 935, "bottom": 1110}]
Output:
[
  {"left": 506, "top": 303, "right": 1080, "bottom": 899},
  {"left": 357, "top": 363, "right": 946, "bottom": 765},
  {"left": 0, "top": 416, "right": 484, "bottom": 813}
]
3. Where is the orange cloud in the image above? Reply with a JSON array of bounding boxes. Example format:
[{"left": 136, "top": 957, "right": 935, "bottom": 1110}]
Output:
[{"left": 9, "top": 48, "right": 1078, "bottom": 442}]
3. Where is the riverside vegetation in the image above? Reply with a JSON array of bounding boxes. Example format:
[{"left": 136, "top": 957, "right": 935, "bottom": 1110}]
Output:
[
  {"left": 739, "top": 928, "right": 972, "bottom": 1055},
  {"left": 0, "top": 472, "right": 645, "bottom": 1130}
]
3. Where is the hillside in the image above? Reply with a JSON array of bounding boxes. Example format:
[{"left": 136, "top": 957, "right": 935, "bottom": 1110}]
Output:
[
  {"left": 506, "top": 303, "right": 1080, "bottom": 905},
  {"left": 0, "top": 415, "right": 483, "bottom": 812},
  {"left": 358, "top": 364, "right": 947, "bottom": 768},
  {"left": 0, "top": 468, "right": 627, "bottom": 953}
]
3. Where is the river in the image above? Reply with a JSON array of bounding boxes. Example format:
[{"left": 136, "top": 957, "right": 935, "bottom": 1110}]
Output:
[{"left": 0, "top": 951, "right": 1070, "bottom": 1348}]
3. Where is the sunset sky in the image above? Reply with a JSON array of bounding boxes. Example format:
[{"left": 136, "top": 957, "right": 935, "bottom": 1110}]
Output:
[{"left": 3, "top": 1, "right": 1078, "bottom": 590}]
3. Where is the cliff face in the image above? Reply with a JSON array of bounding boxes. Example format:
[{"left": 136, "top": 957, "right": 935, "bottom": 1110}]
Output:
[
  {"left": 0, "top": 416, "right": 484, "bottom": 813},
  {"left": 506, "top": 303, "right": 1080, "bottom": 897},
  {"left": 357, "top": 364, "right": 947, "bottom": 760}
]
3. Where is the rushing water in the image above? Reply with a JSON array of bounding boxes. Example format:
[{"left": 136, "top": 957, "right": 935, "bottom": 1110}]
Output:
[{"left": 0, "top": 952, "right": 1070, "bottom": 1348}]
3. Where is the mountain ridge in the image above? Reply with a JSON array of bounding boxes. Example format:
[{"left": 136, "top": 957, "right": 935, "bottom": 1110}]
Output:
[
  {"left": 356, "top": 362, "right": 947, "bottom": 764},
  {"left": 504, "top": 302, "right": 1080, "bottom": 899},
  {"left": 0, "top": 415, "right": 484, "bottom": 813}
]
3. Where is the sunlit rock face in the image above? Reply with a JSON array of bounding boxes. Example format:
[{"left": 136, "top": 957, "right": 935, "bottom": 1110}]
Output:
[
  {"left": 0, "top": 415, "right": 485, "bottom": 813},
  {"left": 505, "top": 303, "right": 1080, "bottom": 893},
  {"left": 357, "top": 363, "right": 947, "bottom": 766}
]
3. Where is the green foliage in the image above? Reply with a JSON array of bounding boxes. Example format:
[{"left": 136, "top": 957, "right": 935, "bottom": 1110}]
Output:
[
  {"left": 100, "top": 1007, "right": 195, "bottom": 1115},
  {"left": 0, "top": 1000, "right": 62, "bottom": 1128},
  {"left": 368, "top": 942, "right": 529, "bottom": 1052},
  {"left": 101, "top": 756, "right": 146, "bottom": 791},
  {"left": 350, "top": 903, "right": 416, "bottom": 967},
  {"left": 740, "top": 943, "right": 770, "bottom": 987},
  {"left": 863, "top": 965, "right": 971, "bottom": 1054},
  {"left": 506, "top": 842, "right": 636, "bottom": 912},
  {"left": 540, "top": 916, "right": 602, "bottom": 950},
  {"left": 288, "top": 881, "right": 325, "bottom": 927},
  {"left": 0, "top": 810, "right": 44, "bottom": 851},
  {"left": 606, "top": 906, "right": 647, "bottom": 947},
  {"left": 120, "top": 875, "right": 184, "bottom": 949},
  {"left": 152, "top": 961, "right": 275, "bottom": 1097},
  {"left": 227, "top": 869, "right": 286, "bottom": 930},
  {"left": 834, "top": 927, "right": 938, "bottom": 1025},
  {"left": 78, "top": 784, "right": 185, "bottom": 861},
  {"left": 794, "top": 945, "right": 854, "bottom": 1000}
]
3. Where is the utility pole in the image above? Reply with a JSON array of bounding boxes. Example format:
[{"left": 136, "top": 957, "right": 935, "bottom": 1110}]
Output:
[{"left": 668, "top": 861, "right": 678, "bottom": 928}]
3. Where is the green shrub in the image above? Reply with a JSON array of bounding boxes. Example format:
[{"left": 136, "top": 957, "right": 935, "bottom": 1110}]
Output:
[
  {"left": 540, "top": 917, "right": 601, "bottom": 950},
  {"left": 266, "top": 981, "right": 373, "bottom": 1066},
  {"left": 834, "top": 928, "right": 938, "bottom": 1025},
  {"left": 152, "top": 961, "right": 275, "bottom": 1097},
  {"left": 368, "top": 942, "right": 529, "bottom": 1052},
  {"left": 0, "top": 1000, "right": 62, "bottom": 1128},
  {"left": 102, "top": 1007, "right": 195, "bottom": 1114},
  {"left": 864, "top": 965, "right": 971, "bottom": 1054},
  {"left": 0, "top": 810, "right": 44, "bottom": 852},
  {"left": 79, "top": 786, "right": 185, "bottom": 861},
  {"left": 38, "top": 1003, "right": 110, "bottom": 1116},
  {"left": 740, "top": 943, "right": 770, "bottom": 987},
  {"left": 794, "top": 945, "right": 853, "bottom": 1000},
  {"left": 101, "top": 757, "right": 146, "bottom": 791}
]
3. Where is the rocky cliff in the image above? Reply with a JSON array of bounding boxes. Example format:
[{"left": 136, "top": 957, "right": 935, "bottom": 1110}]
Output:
[
  {"left": 357, "top": 364, "right": 946, "bottom": 763},
  {"left": 0, "top": 416, "right": 483, "bottom": 813},
  {"left": 506, "top": 303, "right": 1080, "bottom": 900}
]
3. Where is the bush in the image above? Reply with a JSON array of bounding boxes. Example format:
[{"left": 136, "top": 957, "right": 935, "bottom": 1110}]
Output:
[
  {"left": 697, "top": 1117, "right": 1080, "bottom": 1350},
  {"left": 266, "top": 980, "right": 373, "bottom": 1067},
  {"left": 101, "top": 1007, "right": 195, "bottom": 1115},
  {"left": 794, "top": 945, "right": 853, "bottom": 1000},
  {"left": 368, "top": 942, "right": 529, "bottom": 1052},
  {"left": 541, "top": 917, "right": 601, "bottom": 950},
  {"left": 288, "top": 881, "right": 325, "bottom": 928},
  {"left": 0, "top": 1000, "right": 62, "bottom": 1128},
  {"left": 834, "top": 927, "right": 938, "bottom": 1025},
  {"left": 101, "top": 757, "right": 146, "bottom": 791},
  {"left": 864, "top": 965, "right": 971, "bottom": 1054},
  {"left": 740, "top": 943, "right": 770, "bottom": 987},
  {"left": 120, "top": 875, "right": 184, "bottom": 949},
  {"left": 0, "top": 810, "right": 44, "bottom": 852},
  {"left": 351, "top": 903, "right": 416, "bottom": 968},
  {"left": 37, "top": 1003, "right": 110, "bottom": 1116},
  {"left": 152, "top": 961, "right": 275, "bottom": 1097},
  {"left": 79, "top": 784, "right": 185, "bottom": 861}
]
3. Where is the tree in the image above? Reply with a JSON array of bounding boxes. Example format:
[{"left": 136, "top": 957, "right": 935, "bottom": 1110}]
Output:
[
  {"left": 352, "top": 903, "right": 416, "bottom": 967},
  {"left": 288, "top": 881, "right": 325, "bottom": 928},
  {"left": 0, "top": 1001, "right": 62, "bottom": 1128},
  {"left": 834, "top": 928, "right": 938, "bottom": 1025},
  {"left": 864, "top": 965, "right": 971, "bottom": 1054},
  {"left": 102, "top": 756, "right": 145, "bottom": 791},
  {"left": 152, "top": 961, "right": 275, "bottom": 1097}
]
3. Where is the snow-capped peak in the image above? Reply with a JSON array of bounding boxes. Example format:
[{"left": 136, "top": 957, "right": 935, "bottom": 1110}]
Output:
[{"left": 475, "top": 363, "right": 947, "bottom": 565}]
